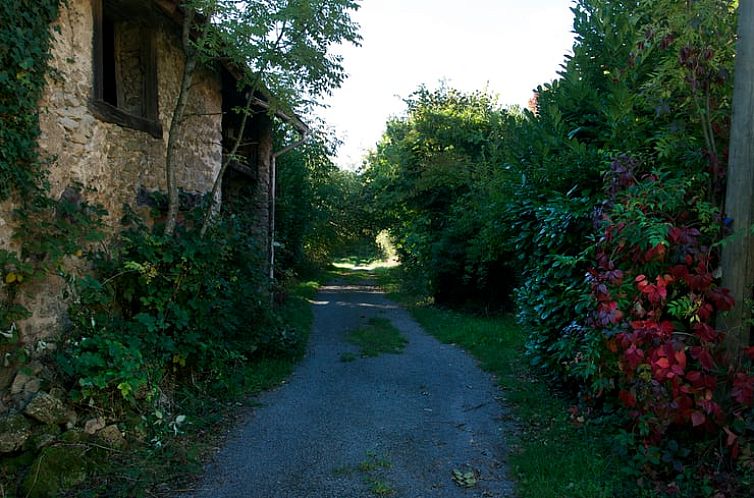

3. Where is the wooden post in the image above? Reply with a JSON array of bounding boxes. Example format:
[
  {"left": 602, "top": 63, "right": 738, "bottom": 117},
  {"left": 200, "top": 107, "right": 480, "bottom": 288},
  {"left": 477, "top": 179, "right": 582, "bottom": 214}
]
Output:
[
  {"left": 721, "top": 0, "right": 754, "bottom": 357},
  {"left": 256, "top": 116, "right": 273, "bottom": 278}
]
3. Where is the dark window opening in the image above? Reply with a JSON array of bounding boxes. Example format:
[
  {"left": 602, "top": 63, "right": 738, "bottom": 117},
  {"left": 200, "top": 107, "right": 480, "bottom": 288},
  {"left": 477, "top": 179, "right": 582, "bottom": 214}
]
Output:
[
  {"left": 101, "top": 16, "right": 117, "bottom": 107},
  {"left": 91, "top": 0, "right": 161, "bottom": 138}
]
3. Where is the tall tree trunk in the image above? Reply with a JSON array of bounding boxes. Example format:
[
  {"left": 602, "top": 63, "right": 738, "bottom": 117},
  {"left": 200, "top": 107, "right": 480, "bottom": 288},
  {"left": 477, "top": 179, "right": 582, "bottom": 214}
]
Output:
[
  {"left": 199, "top": 89, "right": 256, "bottom": 238},
  {"left": 721, "top": 0, "right": 754, "bottom": 357},
  {"left": 164, "top": 8, "right": 197, "bottom": 236}
]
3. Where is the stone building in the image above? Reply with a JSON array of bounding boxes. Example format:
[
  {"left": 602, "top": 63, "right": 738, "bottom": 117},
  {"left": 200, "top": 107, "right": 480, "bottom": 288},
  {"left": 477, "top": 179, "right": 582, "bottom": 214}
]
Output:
[{"left": 0, "top": 0, "right": 307, "bottom": 346}]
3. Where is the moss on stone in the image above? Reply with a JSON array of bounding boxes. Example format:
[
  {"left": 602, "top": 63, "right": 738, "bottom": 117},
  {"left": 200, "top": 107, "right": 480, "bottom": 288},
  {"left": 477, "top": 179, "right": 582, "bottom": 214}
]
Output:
[
  {"left": 59, "top": 428, "right": 90, "bottom": 444},
  {"left": 0, "top": 413, "right": 32, "bottom": 453},
  {"left": 24, "top": 423, "right": 62, "bottom": 451},
  {"left": 20, "top": 445, "right": 90, "bottom": 498}
]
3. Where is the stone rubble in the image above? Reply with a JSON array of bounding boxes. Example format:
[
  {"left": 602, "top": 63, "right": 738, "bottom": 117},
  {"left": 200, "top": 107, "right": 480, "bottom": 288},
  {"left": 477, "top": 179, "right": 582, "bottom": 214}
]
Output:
[
  {"left": 23, "top": 392, "right": 67, "bottom": 425},
  {"left": 0, "top": 412, "right": 32, "bottom": 453}
]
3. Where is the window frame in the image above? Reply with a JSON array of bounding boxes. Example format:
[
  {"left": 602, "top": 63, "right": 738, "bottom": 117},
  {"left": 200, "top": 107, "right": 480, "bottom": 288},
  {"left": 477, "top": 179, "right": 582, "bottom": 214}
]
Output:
[{"left": 90, "top": 0, "right": 162, "bottom": 138}]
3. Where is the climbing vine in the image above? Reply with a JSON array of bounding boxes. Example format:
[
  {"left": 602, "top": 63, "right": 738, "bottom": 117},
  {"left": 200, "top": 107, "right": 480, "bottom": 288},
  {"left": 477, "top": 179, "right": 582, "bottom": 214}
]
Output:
[
  {"left": 0, "top": 0, "right": 61, "bottom": 335},
  {"left": 0, "top": 0, "right": 105, "bottom": 339},
  {"left": 0, "top": 0, "right": 61, "bottom": 199}
]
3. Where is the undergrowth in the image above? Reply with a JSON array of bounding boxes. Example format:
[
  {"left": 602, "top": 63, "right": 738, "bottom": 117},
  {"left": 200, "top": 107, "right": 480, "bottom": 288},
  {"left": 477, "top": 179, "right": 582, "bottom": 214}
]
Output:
[{"left": 67, "top": 277, "right": 319, "bottom": 497}]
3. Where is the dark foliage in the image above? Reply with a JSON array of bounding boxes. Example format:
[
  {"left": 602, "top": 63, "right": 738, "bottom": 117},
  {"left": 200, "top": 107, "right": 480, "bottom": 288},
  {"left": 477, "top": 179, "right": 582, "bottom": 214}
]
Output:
[{"left": 365, "top": 0, "right": 751, "bottom": 493}]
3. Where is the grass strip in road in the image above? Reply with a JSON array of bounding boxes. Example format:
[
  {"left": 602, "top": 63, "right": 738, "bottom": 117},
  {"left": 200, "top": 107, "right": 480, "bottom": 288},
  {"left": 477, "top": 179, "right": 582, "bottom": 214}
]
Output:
[
  {"left": 375, "top": 268, "right": 624, "bottom": 498},
  {"left": 332, "top": 451, "right": 395, "bottom": 497},
  {"left": 347, "top": 317, "right": 407, "bottom": 358}
]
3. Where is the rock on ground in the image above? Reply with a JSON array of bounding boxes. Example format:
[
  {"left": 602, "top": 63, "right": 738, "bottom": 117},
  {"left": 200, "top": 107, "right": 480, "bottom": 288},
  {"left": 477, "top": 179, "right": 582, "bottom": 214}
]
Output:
[
  {"left": 0, "top": 413, "right": 33, "bottom": 453},
  {"left": 23, "top": 393, "right": 67, "bottom": 426}
]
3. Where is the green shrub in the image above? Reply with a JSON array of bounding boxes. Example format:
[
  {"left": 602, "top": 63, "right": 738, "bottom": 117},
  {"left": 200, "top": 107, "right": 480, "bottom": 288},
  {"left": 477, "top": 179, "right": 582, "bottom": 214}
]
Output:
[
  {"left": 58, "top": 205, "right": 286, "bottom": 404},
  {"left": 364, "top": 0, "right": 745, "bottom": 493},
  {"left": 364, "top": 87, "right": 520, "bottom": 308}
]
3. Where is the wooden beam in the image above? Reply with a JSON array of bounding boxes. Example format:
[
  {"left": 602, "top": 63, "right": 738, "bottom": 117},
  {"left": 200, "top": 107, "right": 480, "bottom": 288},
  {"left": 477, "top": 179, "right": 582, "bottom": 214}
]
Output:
[
  {"left": 229, "top": 162, "right": 255, "bottom": 178},
  {"left": 90, "top": 100, "right": 163, "bottom": 138},
  {"left": 721, "top": 0, "right": 754, "bottom": 357},
  {"left": 152, "top": 0, "right": 177, "bottom": 15}
]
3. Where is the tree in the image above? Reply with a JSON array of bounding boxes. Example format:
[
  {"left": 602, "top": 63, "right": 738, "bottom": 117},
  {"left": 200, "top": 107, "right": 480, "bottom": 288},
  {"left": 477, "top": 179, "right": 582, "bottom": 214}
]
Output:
[
  {"left": 162, "top": 0, "right": 361, "bottom": 236},
  {"left": 275, "top": 126, "right": 376, "bottom": 271},
  {"left": 721, "top": 0, "right": 754, "bottom": 357},
  {"left": 164, "top": 5, "right": 205, "bottom": 236},
  {"left": 363, "top": 86, "right": 520, "bottom": 305}
]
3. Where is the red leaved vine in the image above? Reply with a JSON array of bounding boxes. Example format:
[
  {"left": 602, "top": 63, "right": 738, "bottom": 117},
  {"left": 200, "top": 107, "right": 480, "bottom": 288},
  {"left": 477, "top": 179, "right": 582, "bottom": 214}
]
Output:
[{"left": 585, "top": 158, "right": 754, "bottom": 478}]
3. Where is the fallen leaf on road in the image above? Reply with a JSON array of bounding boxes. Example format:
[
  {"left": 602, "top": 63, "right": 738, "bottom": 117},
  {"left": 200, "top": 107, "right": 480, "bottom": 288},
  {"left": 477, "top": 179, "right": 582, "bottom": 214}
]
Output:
[{"left": 452, "top": 468, "right": 478, "bottom": 488}]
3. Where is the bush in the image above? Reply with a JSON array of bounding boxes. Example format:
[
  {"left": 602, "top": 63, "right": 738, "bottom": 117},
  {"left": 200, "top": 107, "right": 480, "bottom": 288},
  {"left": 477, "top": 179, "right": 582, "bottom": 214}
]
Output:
[
  {"left": 364, "top": 0, "right": 748, "bottom": 493},
  {"left": 58, "top": 205, "right": 286, "bottom": 404},
  {"left": 580, "top": 162, "right": 754, "bottom": 492}
]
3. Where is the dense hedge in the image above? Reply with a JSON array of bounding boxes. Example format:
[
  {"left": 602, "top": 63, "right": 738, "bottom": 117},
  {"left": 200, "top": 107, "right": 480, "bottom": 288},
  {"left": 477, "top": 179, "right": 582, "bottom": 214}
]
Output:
[{"left": 365, "top": 0, "right": 752, "bottom": 493}]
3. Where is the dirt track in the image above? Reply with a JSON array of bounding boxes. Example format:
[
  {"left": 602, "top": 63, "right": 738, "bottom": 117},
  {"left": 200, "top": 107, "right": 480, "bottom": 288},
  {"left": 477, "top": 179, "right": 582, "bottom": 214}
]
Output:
[{"left": 187, "top": 275, "right": 514, "bottom": 498}]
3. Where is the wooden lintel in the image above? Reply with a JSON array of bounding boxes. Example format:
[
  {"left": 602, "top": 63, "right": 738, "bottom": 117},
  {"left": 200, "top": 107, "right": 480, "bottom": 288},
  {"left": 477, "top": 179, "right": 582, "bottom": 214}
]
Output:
[
  {"left": 229, "top": 162, "right": 256, "bottom": 178},
  {"left": 90, "top": 100, "right": 163, "bottom": 139}
]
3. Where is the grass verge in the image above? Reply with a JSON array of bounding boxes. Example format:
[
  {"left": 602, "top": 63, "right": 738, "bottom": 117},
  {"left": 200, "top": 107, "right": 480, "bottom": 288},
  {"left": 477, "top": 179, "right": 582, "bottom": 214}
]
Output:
[
  {"left": 375, "top": 266, "right": 624, "bottom": 498},
  {"left": 346, "top": 317, "right": 407, "bottom": 358}
]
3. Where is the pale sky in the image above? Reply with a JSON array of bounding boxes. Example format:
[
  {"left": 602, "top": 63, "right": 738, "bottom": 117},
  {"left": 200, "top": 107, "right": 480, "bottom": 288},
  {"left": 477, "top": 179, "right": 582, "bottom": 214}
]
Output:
[{"left": 315, "top": 0, "right": 576, "bottom": 170}]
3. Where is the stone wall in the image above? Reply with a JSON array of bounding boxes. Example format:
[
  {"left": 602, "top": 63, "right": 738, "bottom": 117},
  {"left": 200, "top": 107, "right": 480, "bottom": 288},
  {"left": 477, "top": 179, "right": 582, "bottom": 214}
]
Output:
[
  {"left": 0, "top": 0, "right": 223, "bottom": 345},
  {"left": 0, "top": 2, "right": 280, "bottom": 486},
  {"left": 40, "top": 0, "right": 222, "bottom": 218}
]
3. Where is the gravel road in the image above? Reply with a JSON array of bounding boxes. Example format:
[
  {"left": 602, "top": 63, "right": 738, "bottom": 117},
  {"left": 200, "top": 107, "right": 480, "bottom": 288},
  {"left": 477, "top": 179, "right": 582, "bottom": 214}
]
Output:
[{"left": 187, "top": 276, "right": 514, "bottom": 498}]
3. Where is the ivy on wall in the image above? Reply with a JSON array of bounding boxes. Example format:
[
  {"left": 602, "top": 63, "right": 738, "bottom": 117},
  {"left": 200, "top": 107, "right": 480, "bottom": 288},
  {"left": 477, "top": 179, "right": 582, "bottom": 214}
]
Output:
[
  {"left": 0, "top": 0, "right": 106, "bottom": 335},
  {"left": 0, "top": 0, "right": 62, "bottom": 200}
]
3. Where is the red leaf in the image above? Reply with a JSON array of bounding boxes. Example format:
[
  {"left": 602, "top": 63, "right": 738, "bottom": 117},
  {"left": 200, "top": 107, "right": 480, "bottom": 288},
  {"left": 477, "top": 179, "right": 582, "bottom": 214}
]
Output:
[
  {"left": 732, "top": 373, "right": 754, "bottom": 406},
  {"left": 691, "top": 411, "right": 706, "bottom": 427},
  {"left": 659, "top": 321, "right": 675, "bottom": 338},
  {"left": 686, "top": 272, "right": 714, "bottom": 292},
  {"left": 674, "top": 350, "right": 687, "bottom": 370},
  {"left": 694, "top": 323, "right": 719, "bottom": 343},
  {"left": 686, "top": 370, "right": 702, "bottom": 383},
  {"left": 698, "top": 349, "right": 715, "bottom": 370},
  {"left": 624, "top": 344, "right": 645, "bottom": 370},
  {"left": 724, "top": 427, "right": 738, "bottom": 447},
  {"left": 619, "top": 390, "right": 637, "bottom": 407},
  {"left": 669, "top": 227, "right": 683, "bottom": 244},
  {"left": 698, "top": 303, "right": 714, "bottom": 321},
  {"left": 707, "top": 287, "right": 735, "bottom": 312},
  {"left": 644, "top": 244, "right": 667, "bottom": 262},
  {"left": 657, "top": 274, "right": 674, "bottom": 287},
  {"left": 655, "top": 357, "right": 670, "bottom": 369},
  {"left": 670, "top": 264, "right": 689, "bottom": 280}
]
